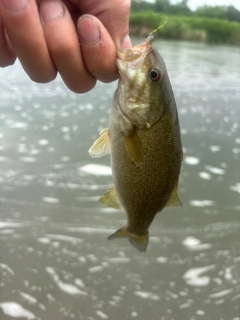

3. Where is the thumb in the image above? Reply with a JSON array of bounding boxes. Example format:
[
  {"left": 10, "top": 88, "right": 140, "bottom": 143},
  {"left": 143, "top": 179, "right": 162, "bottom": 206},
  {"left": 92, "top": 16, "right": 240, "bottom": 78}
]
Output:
[{"left": 78, "top": 0, "right": 132, "bottom": 50}]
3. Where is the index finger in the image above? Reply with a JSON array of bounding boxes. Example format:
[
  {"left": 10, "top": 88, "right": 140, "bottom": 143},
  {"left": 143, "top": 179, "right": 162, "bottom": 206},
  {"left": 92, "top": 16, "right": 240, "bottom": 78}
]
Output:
[{"left": 0, "top": 0, "right": 56, "bottom": 82}]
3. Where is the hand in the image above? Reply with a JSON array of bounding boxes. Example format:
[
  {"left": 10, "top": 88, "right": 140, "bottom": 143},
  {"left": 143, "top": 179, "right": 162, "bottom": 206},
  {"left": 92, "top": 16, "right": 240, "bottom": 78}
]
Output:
[{"left": 0, "top": 0, "right": 131, "bottom": 93}]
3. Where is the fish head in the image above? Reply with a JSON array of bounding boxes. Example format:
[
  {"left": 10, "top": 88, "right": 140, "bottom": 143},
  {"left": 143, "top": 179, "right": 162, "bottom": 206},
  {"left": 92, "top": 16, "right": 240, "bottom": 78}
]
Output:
[{"left": 116, "top": 35, "right": 168, "bottom": 127}]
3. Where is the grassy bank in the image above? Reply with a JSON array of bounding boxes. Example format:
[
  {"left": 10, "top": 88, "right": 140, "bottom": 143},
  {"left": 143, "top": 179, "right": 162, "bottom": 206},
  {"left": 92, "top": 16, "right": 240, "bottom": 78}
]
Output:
[{"left": 130, "top": 11, "right": 240, "bottom": 45}]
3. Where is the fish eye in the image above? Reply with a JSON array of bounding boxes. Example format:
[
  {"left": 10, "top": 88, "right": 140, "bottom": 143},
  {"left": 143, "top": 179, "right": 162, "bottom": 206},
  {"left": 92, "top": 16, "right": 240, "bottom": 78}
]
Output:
[{"left": 149, "top": 67, "right": 161, "bottom": 82}]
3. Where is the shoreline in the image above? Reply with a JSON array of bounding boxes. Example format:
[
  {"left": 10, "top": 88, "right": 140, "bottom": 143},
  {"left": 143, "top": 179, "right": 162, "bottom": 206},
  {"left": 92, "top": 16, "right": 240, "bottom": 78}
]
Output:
[{"left": 129, "top": 12, "right": 240, "bottom": 46}]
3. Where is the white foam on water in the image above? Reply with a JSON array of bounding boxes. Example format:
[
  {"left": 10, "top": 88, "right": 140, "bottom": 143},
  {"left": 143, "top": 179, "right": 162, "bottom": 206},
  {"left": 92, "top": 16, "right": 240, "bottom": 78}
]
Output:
[
  {"left": 7, "top": 122, "right": 28, "bottom": 129},
  {"left": 199, "top": 171, "right": 212, "bottom": 180},
  {"left": 230, "top": 183, "right": 240, "bottom": 194},
  {"left": 0, "top": 221, "right": 23, "bottom": 229},
  {"left": 0, "top": 302, "right": 36, "bottom": 319},
  {"left": 179, "top": 302, "right": 192, "bottom": 309},
  {"left": 205, "top": 165, "right": 225, "bottom": 175},
  {"left": 38, "top": 139, "right": 49, "bottom": 146},
  {"left": 107, "top": 257, "right": 131, "bottom": 264},
  {"left": 37, "top": 237, "right": 51, "bottom": 244},
  {"left": 46, "top": 234, "right": 83, "bottom": 244},
  {"left": 209, "top": 289, "right": 233, "bottom": 299},
  {"left": 0, "top": 263, "right": 14, "bottom": 275},
  {"left": 96, "top": 310, "right": 108, "bottom": 319},
  {"left": 233, "top": 148, "right": 240, "bottom": 154},
  {"left": 46, "top": 267, "right": 87, "bottom": 296},
  {"left": 224, "top": 267, "right": 233, "bottom": 280},
  {"left": 88, "top": 266, "right": 103, "bottom": 273},
  {"left": 20, "top": 157, "right": 36, "bottom": 163},
  {"left": 67, "top": 227, "right": 113, "bottom": 234},
  {"left": 183, "top": 265, "right": 215, "bottom": 287},
  {"left": 20, "top": 292, "right": 38, "bottom": 305},
  {"left": 184, "top": 156, "right": 200, "bottom": 165},
  {"left": 196, "top": 310, "right": 205, "bottom": 316},
  {"left": 181, "top": 128, "right": 188, "bottom": 134},
  {"left": 61, "top": 126, "right": 70, "bottom": 133},
  {"left": 74, "top": 278, "right": 85, "bottom": 288},
  {"left": 42, "top": 197, "right": 60, "bottom": 204},
  {"left": 134, "top": 291, "right": 160, "bottom": 301},
  {"left": 182, "top": 236, "right": 212, "bottom": 251},
  {"left": 156, "top": 256, "right": 168, "bottom": 264},
  {"left": 79, "top": 164, "right": 112, "bottom": 176},
  {"left": 236, "top": 138, "right": 240, "bottom": 144},
  {"left": 131, "top": 311, "right": 138, "bottom": 318},
  {"left": 61, "top": 156, "right": 70, "bottom": 162},
  {"left": 209, "top": 145, "right": 221, "bottom": 153},
  {"left": 190, "top": 200, "right": 215, "bottom": 207}
]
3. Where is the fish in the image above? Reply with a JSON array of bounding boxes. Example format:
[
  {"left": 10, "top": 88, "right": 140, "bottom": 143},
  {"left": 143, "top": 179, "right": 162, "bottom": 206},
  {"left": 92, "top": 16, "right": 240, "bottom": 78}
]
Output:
[{"left": 89, "top": 34, "right": 182, "bottom": 252}]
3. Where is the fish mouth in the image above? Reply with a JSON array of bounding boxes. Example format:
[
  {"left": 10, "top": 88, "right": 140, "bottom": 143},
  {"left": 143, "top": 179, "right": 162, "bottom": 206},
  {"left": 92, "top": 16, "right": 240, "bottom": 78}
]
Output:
[{"left": 116, "top": 35, "right": 154, "bottom": 74}]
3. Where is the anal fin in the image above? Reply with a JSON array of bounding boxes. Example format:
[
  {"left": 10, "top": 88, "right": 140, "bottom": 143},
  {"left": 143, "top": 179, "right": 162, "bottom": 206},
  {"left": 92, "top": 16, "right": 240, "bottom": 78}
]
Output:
[
  {"left": 100, "top": 187, "right": 122, "bottom": 210},
  {"left": 165, "top": 185, "right": 182, "bottom": 207}
]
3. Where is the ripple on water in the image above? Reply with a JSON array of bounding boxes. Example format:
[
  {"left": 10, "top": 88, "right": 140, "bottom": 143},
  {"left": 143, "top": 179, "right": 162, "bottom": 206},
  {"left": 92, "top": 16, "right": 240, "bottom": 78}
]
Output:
[
  {"left": 205, "top": 165, "right": 225, "bottom": 175},
  {"left": 184, "top": 156, "right": 200, "bottom": 165},
  {"left": 183, "top": 265, "right": 216, "bottom": 287},
  {"left": 79, "top": 164, "right": 112, "bottom": 176},
  {"left": 134, "top": 291, "right": 160, "bottom": 301},
  {"left": 230, "top": 183, "right": 240, "bottom": 194},
  {"left": 199, "top": 171, "right": 212, "bottom": 180},
  {"left": 0, "top": 302, "right": 36, "bottom": 319},
  {"left": 45, "top": 267, "right": 87, "bottom": 296},
  {"left": 182, "top": 236, "right": 212, "bottom": 251},
  {"left": 42, "top": 197, "right": 60, "bottom": 204},
  {"left": 209, "top": 145, "right": 221, "bottom": 153},
  {"left": 190, "top": 200, "right": 215, "bottom": 207}
]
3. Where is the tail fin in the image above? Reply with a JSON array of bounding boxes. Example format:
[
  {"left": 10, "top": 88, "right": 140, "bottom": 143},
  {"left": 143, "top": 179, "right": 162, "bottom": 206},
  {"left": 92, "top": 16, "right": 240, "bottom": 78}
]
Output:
[{"left": 108, "top": 226, "right": 148, "bottom": 252}]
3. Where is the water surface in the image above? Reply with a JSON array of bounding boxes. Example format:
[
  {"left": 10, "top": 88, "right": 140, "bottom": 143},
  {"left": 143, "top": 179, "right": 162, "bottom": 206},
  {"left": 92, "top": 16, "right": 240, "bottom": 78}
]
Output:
[{"left": 0, "top": 39, "right": 240, "bottom": 320}]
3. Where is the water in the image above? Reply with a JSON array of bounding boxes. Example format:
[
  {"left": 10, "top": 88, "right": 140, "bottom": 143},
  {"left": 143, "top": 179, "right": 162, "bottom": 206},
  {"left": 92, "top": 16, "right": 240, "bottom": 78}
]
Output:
[{"left": 0, "top": 39, "right": 239, "bottom": 320}]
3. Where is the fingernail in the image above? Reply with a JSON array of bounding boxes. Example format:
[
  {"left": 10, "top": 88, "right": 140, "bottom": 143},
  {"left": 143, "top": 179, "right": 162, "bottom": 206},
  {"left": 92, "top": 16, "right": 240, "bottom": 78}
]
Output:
[
  {"left": 2, "top": 0, "right": 28, "bottom": 12},
  {"left": 78, "top": 15, "right": 100, "bottom": 45},
  {"left": 41, "top": 0, "right": 64, "bottom": 23},
  {"left": 121, "top": 34, "right": 132, "bottom": 50}
]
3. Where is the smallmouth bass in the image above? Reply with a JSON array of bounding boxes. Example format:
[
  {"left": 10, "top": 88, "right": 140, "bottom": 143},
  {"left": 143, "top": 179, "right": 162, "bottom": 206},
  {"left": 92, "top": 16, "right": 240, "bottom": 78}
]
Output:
[{"left": 89, "top": 35, "right": 182, "bottom": 252}]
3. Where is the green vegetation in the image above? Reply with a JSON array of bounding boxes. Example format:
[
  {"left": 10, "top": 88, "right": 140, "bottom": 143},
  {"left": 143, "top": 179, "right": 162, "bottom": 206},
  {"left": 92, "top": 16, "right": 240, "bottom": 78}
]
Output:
[{"left": 130, "top": 1, "right": 240, "bottom": 45}]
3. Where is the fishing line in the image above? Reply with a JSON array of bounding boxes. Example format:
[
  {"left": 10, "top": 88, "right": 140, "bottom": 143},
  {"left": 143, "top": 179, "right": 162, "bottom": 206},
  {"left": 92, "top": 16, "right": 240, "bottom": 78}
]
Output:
[{"left": 149, "top": 14, "right": 168, "bottom": 36}]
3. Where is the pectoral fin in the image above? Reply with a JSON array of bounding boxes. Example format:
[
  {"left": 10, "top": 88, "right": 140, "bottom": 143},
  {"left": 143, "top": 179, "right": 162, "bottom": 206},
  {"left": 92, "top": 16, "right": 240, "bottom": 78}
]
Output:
[
  {"left": 100, "top": 187, "right": 122, "bottom": 210},
  {"left": 165, "top": 185, "right": 182, "bottom": 207},
  {"left": 124, "top": 133, "right": 142, "bottom": 166},
  {"left": 108, "top": 226, "right": 148, "bottom": 252},
  {"left": 89, "top": 128, "right": 110, "bottom": 158}
]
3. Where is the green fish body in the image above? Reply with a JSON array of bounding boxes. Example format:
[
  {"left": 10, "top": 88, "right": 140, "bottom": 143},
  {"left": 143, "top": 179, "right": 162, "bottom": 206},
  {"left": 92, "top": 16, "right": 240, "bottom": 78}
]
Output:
[{"left": 89, "top": 35, "right": 182, "bottom": 252}]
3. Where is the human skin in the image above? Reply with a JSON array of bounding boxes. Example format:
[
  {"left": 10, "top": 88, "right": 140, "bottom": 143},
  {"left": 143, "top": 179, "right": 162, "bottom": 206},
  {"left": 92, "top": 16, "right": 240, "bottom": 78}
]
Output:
[{"left": 0, "top": 0, "right": 131, "bottom": 93}]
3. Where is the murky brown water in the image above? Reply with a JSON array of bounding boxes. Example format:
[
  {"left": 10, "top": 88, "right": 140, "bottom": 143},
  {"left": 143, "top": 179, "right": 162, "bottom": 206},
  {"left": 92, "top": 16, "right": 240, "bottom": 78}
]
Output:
[{"left": 0, "top": 39, "right": 240, "bottom": 320}]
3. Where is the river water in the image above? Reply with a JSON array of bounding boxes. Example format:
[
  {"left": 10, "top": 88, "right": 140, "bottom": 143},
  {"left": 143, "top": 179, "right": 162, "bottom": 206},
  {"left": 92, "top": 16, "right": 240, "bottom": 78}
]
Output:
[{"left": 0, "top": 39, "right": 239, "bottom": 320}]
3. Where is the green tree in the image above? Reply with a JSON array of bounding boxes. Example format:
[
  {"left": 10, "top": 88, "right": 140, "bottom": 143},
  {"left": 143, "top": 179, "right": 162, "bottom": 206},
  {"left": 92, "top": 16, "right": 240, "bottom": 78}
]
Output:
[
  {"left": 131, "top": 0, "right": 154, "bottom": 12},
  {"left": 226, "top": 5, "right": 240, "bottom": 23},
  {"left": 154, "top": 0, "right": 171, "bottom": 12},
  {"left": 194, "top": 5, "right": 226, "bottom": 20}
]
